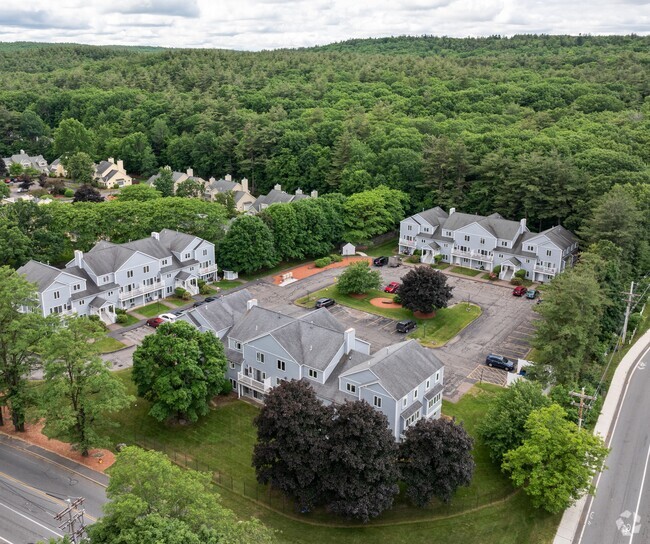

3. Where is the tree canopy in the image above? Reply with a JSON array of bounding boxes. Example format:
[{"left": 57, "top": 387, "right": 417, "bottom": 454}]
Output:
[
  {"left": 398, "top": 266, "right": 453, "bottom": 314},
  {"left": 336, "top": 260, "right": 381, "bottom": 295},
  {"left": 218, "top": 215, "right": 278, "bottom": 274}
]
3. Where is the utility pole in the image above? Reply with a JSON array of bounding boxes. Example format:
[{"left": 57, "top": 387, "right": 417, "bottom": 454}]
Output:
[
  {"left": 55, "top": 497, "right": 86, "bottom": 544},
  {"left": 620, "top": 281, "right": 636, "bottom": 348},
  {"left": 569, "top": 387, "right": 596, "bottom": 431}
]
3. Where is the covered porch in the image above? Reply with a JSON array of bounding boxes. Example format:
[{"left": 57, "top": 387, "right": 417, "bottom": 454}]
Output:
[
  {"left": 175, "top": 271, "right": 199, "bottom": 296},
  {"left": 499, "top": 257, "right": 522, "bottom": 281},
  {"left": 89, "top": 296, "right": 117, "bottom": 325}
]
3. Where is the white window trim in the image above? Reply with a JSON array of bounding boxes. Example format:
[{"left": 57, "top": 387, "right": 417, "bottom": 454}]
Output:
[{"left": 346, "top": 383, "right": 356, "bottom": 393}]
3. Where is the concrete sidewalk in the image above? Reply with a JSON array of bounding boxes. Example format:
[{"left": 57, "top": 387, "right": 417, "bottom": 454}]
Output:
[{"left": 553, "top": 328, "right": 650, "bottom": 544}]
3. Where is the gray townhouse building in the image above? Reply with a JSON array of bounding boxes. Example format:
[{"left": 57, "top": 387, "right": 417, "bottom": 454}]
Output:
[
  {"left": 249, "top": 184, "right": 318, "bottom": 213},
  {"left": 17, "top": 229, "right": 218, "bottom": 324},
  {"left": 181, "top": 289, "right": 445, "bottom": 440},
  {"left": 399, "top": 207, "right": 579, "bottom": 282},
  {"left": 2, "top": 150, "right": 49, "bottom": 173}
]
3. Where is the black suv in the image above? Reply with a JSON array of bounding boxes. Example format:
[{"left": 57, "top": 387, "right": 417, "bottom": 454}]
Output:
[
  {"left": 373, "top": 256, "right": 389, "bottom": 266},
  {"left": 485, "top": 354, "right": 515, "bottom": 371},
  {"left": 396, "top": 320, "right": 417, "bottom": 333},
  {"left": 315, "top": 297, "right": 335, "bottom": 309}
]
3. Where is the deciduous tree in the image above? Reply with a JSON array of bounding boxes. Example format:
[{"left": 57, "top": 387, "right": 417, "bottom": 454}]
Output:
[
  {"left": 343, "top": 185, "right": 408, "bottom": 244},
  {"left": 40, "top": 317, "right": 132, "bottom": 456},
  {"left": 53, "top": 118, "right": 94, "bottom": 158},
  {"left": 73, "top": 184, "right": 104, "bottom": 203},
  {"left": 175, "top": 178, "right": 204, "bottom": 198},
  {"left": 153, "top": 167, "right": 175, "bottom": 197},
  {"left": 253, "top": 380, "right": 331, "bottom": 511},
  {"left": 398, "top": 266, "right": 453, "bottom": 315},
  {"left": 117, "top": 184, "right": 161, "bottom": 201},
  {"left": 218, "top": 215, "right": 278, "bottom": 274},
  {"left": 502, "top": 404, "right": 608, "bottom": 513},
  {"left": 336, "top": 260, "right": 381, "bottom": 295},
  {"left": 132, "top": 322, "right": 228, "bottom": 423},
  {"left": 63, "top": 151, "right": 94, "bottom": 184},
  {"left": 400, "top": 418, "right": 475, "bottom": 506}
]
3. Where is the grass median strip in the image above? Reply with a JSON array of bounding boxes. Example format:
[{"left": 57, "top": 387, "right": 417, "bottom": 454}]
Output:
[{"left": 296, "top": 286, "right": 481, "bottom": 347}]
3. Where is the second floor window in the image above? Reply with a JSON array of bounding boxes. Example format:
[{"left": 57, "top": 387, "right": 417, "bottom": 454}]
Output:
[
  {"left": 202, "top": 249, "right": 208, "bottom": 256},
  {"left": 414, "top": 388, "right": 418, "bottom": 399},
  {"left": 480, "top": 238, "right": 485, "bottom": 244},
  {"left": 256, "top": 352, "right": 265, "bottom": 363},
  {"left": 546, "top": 249, "right": 552, "bottom": 256},
  {"left": 127, "top": 270, "right": 133, "bottom": 278},
  {"left": 53, "top": 291, "right": 60, "bottom": 300},
  {"left": 426, "top": 379, "right": 430, "bottom": 389},
  {"left": 143, "top": 266, "right": 149, "bottom": 273},
  {"left": 277, "top": 360, "right": 286, "bottom": 371},
  {"left": 464, "top": 235, "right": 470, "bottom": 242},
  {"left": 373, "top": 396, "right": 382, "bottom": 408},
  {"left": 73, "top": 284, "right": 81, "bottom": 291},
  {"left": 184, "top": 253, "right": 191, "bottom": 260},
  {"left": 346, "top": 383, "right": 356, "bottom": 393},
  {"left": 308, "top": 368, "right": 318, "bottom": 379}
]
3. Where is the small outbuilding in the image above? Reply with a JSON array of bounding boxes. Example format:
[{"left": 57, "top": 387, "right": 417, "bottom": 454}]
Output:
[{"left": 341, "top": 242, "right": 356, "bottom": 256}]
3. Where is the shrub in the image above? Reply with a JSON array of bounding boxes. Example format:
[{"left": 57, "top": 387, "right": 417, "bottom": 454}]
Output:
[
  {"left": 175, "top": 287, "right": 190, "bottom": 300},
  {"left": 198, "top": 279, "right": 211, "bottom": 295},
  {"left": 393, "top": 295, "right": 402, "bottom": 305},
  {"left": 514, "top": 269, "right": 527, "bottom": 279},
  {"left": 434, "top": 254, "right": 444, "bottom": 264},
  {"left": 64, "top": 188, "right": 74, "bottom": 198},
  {"left": 413, "top": 249, "right": 422, "bottom": 256},
  {"left": 116, "top": 314, "right": 128, "bottom": 324},
  {"left": 88, "top": 315, "right": 108, "bottom": 330},
  {"left": 330, "top": 254, "right": 344, "bottom": 263},
  {"left": 220, "top": 380, "right": 233, "bottom": 395},
  {"left": 510, "top": 277, "right": 523, "bottom": 286},
  {"left": 115, "top": 308, "right": 127, "bottom": 315},
  {"left": 406, "top": 255, "right": 420, "bottom": 264},
  {"left": 314, "top": 257, "right": 332, "bottom": 268},
  {"left": 492, "top": 265, "right": 501, "bottom": 276}
]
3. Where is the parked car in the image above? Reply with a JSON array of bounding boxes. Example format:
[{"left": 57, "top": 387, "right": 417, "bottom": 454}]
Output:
[
  {"left": 485, "top": 354, "right": 515, "bottom": 371},
  {"left": 512, "top": 285, "right": 528, "bottom": 297},
  {"left": 384, "top": 282, "right": 400, "bottom": 294},
  {"left": 158, "top": 313, "right": 177, "bottom": 323},
  {"left": 373, "top": 256, "right": 389, "bottom": 267},
  {"left": 525, "top": 289, "right": 538, "bottom": 299},
  {"left": 193, "top": 300, "right": 206, "bottom": 308},
  {"left": 204, "top": 296, "right": 217, "bottom": 303},
  {"left": 146, "top": 317, "right": 164, "bottom": 328},
  {"left": 314, "top": 297, "right": 335, "bottom": 309},
  {"left": 172, "top": 309, "right": 186, "bottom": 317},
  {"left": 396, "top": 320, "right": 417, "bottom": 333}
]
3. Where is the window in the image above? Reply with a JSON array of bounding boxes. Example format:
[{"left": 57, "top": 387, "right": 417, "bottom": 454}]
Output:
[
  {"left": 277, "top": 360, "right": 286, "bottom": 371},
  {"left": 202, "top": 249, "right": 208, "bottom": 256},
  {"left": 103, "top": 276, "right": 110, "bottom": 283},
  {"left": 167, "top": 287, "right": 172, "bottom": 294},
  {"left": 464, "top": 235, "right": 470, "bottom": 242},
  {"left": 184, "top": 253, "right": 191, "bottom": 260},
  {"left": 423, "top": 227, "right": 430, "bottom": 233},
  {"left": 127, "top": 270, "right": 133, "bottom": 278},
  {"left": 526, "top": 259, "right": 530, "bottom": 264},
  {"left": 79, "top": 299, "right": 85, "bottom": 305},
  {"left": 167, "top": 274, "right": 171, "bottom": 278},
  {"left": 53, "top": 291, "right": 60, "bottom": 300},
  {"left": 405, "top": 411, "right": 420, "bottom": 427},
  {"left": 230, "top": 378, "right": 237, "bottom": 389},
  {"left": 498, "top": 253, "right": 504, "bottom": 258},
  {"left": 427, "top": 393, "right": 442, "bottom": 410},
  {"left": 256, "top": 352, "right": 265, "bottom": 363},
  {"left": 527, "top": 245, "right": 534, "bottom": 252},
  {"left": 346, "top": 383, "right": 356, "bottom": 393},
  {"left": 73, "top": 284, "right": 81, "bottom": 292},
  {"left": 426, "top": 379, "right": 430, "bottom": 389},
  {"left": 229, "top": 362, "right": 235, "bottom": 369},
  {"left": 143, "top": 265, "right": 150, "bottom": 273},
  {"left": 161, "top": 259, "right": 168, "bottom": 266},
  {"left": 235, "top": 342, "right": 242, "bottom": 351},
  {"left": 480, "top": 238, "right": 485, "bottom": 245},
  {"left": 435, "top": 371, "right": 440, "bottom": 383},
  {"left": 407, "top": 225, "right": 412, "bottom": 231},
  {"left": 413, "top": 388, "right": 418, "bottom": 399},
  {"left": 308, "top": 368, "right": 318, "bottom": 379},
  {"left": 108, "top": 291, "right": 113, "bottom": 296},
  {"left": 373, "top": 396, "right": 382, "bottom": 408},
  {"left": 403, "top": 397, "right": 407, "bottom": 407},
  {"left": 546, "top": 249, "right": 552, "bottom": 256}
]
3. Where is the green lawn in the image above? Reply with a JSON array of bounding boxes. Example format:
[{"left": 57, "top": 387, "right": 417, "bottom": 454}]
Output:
[
  {"left": 450, "top": 266, "right": 482, "bottom": 277},
  {"left": 431, "top": 263, "right": 450, "bottom": 270},
  {"left": 363, "top": 237, "right": 398, "bottom": 257},
  {"left": 296, "top": 286, "right": 480, "bottom": 347},
  {"left": 93, "top": 336, "right": 126, "bottom": 353},
  {"left": 117, "top": 313, "right": 140, "bottom": 327},
  {"left": 212, "top": 279, "right": 244, "bottom": 291},
  {"left": 164, "top": 296, "right": 188, "bottom": 307},
  {"left": 239, "top": 259, "right": 312, "bottom": 282},
  {"left": 133, "top": 301, "right": 171, "bottom": 318},
  {"left": 105, "top": 375, "right": 559, "bottom": 542}
]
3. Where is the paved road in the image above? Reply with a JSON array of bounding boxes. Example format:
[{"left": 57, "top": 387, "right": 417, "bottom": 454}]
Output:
[
  {"left": 0, "top": 436, "right": 108, "bottom": 544},
  {"left": 576, "top": 342, "right": 650, "bottom": 544}
]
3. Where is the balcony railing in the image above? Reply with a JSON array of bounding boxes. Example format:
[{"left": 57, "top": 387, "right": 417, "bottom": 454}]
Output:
[
  {"left": 399, "top": 238, "right": 417, "bottom": 248},
  {"left": 237, "top": 372, "right": 272, "bottom": 393},
  {"left": 451, "top": 248, "right": 494, "bottom": 262},
  {"left": 199, "top": 264, "right": 218, "bottom": 275},
  {"left": 119, "top": 280, "right": 164, "bottom": 300},
  {"left": 534, "top": 264, "right": 557, "bottom": 274}
]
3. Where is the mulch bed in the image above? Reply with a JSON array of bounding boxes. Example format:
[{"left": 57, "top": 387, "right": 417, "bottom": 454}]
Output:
[
  {"left": 272, "top": 256, "right": 372, "bottom": 285},
  {"left": 369, "top": 297, "right": 402, "bottom": 309}
]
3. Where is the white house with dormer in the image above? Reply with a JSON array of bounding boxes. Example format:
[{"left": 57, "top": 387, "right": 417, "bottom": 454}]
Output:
[
  {"left": 94, "top": 158, "right": 132, "bottom": 189},
  {"left": 399, "top": 207, "right": 578, "bottom": 282}
]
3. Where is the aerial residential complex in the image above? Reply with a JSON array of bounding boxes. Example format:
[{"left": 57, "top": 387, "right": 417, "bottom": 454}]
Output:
[
  {"left": 181, "top": 289, "right": 445, "bottom": 441},
  {"left": 17, "top": 229, "right": 217, "bottom": 324},
  {"left": 399, "top": 207, "right": 579, "bottom": 282}
]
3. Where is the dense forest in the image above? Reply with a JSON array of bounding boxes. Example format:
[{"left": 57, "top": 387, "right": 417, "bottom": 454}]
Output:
[{"left": 0, "top": 35, "right": 648, "bottom": 235}]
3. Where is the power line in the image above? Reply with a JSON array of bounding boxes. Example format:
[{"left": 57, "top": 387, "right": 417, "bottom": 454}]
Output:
[{"left": 55, "top": 497, "right": 86, "bottom": 544}]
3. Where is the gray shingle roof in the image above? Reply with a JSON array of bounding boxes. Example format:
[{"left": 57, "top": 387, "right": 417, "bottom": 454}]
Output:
[
  {"left": 82, "top": 245, "right": 134, "bottom": 276},
  {"left": 317, "top": 351, "right": 372, "bottom": 405},
  {"left": 401, "top": 400, "right": 423, "bottom": 420},
  {"left": 158, "top": 229, "right": 201, "bottom": 253},
  {"left": 251, "top": 189, "right": 295, "bottom": 211},
  {"left": 89, "top": 296, "right": 108, "bottom": 309},
  {"left": 207, "top": 179, "right": 238, "bottom": 193},
  {"left": 423, "top": 382, "right": 444, "bottom": 401},
  {"left": 65, "top": 266, "right": 118, "bottom": 299},
  {"left": 122, "top": 237, "right": 171, "bottom": 260},
  {"left": 299, "top": 308, "right": 348, "bottom": 333},
  {"left": 17, "top": 260, "right": 62, "bottom": 291},
  {"left": 540, "top": 225, "right": 579, "bottom": 249},
  {"left": 228, "top": 306, "right": 295, "bottom": 343},
  {"left": 417, "top": 207, "right": 448, "bottom": 228},
  {"left": 342, "top": 340, "right": 444, "bottom": 399},
  {"left": 184, "top": 288, "right": 253, "bottom": 334},
  {"left": 270, "top": 320, "right": 344, "bottom": 371}
]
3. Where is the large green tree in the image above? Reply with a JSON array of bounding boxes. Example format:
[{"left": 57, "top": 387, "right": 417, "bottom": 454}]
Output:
[
  {"left": 400, "top": 418, "right": 475, "bottom": 506},
  {"left": 117, "top": 184, "right": 162, "bottom": 202},
  {"left": 53, "top": 118, "right": 94, "bottom": 158},
  {"left": 336, "top": 260, "right": 381, "bottom": 295},
  {"left": 40, "top": 317, "right": 132, "bottom": 456},
  {"left": 153, "top": 168, "right": 175, "bottom": 197},
  {"left": 398, "top": 266, "right": 453, "bottom": 315},
  {"left": 132, "top": 322, "right": 228, "bottom": 423},
  {"left": 88, "top": 447, "right": 274, "bottom": 544},
  {"left": 218, "top": 215, "right": 278, "bottom": 274},
  {"left": 478, "top": 380, "right": 552, "bottom": 463},
  {"left": 343, "top": 186, "right": 408, "bottom": 244},
  {"left": 63, "top": 151, "right": 94, "bottom": 184},
  {"left": 502, "top": 404, "right": 609, "bottom": 513},
  {"left": 0, "top": 267, "right": 50, "bottom": 430},
  {"left": 175, "top": 178, "right": 204, "bottom": 198}
]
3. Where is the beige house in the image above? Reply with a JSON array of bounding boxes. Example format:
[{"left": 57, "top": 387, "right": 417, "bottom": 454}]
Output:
[
  {"left": 249, "top": 184, "right": 318, "bottom": 213},
  {"left": 94, "top": 158, "right": 132, "bottom": 189},
  {"left": 147, "top": 166, "right": 206, "bottom": 193},
  {"left": 48, "top": 158, "right": 67, "bottom": 178},
  {"left": 203, "top": 174, "right": 256, "bottom": 212}
]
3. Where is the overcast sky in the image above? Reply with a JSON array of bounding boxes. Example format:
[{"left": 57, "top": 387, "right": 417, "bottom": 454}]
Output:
[{"left": 1, "top": 0, "right": 649, "bottom": 51}]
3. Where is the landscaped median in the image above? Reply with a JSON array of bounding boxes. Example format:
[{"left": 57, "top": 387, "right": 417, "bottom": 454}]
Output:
[{"left": 296, "top": 286, "right": 481, "bottom": 347}]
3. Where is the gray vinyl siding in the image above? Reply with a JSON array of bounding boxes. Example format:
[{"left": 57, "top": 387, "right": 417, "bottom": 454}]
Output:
[{"left": 244, "top": 336, "right": 301, "bottom": 382}]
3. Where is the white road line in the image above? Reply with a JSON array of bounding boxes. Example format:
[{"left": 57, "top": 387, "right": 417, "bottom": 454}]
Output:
[
  {"left": 0, "top": 535, "right": 16, "bottom": 544},
  {"left": 577, "top": 345, "right": 650, "bottom": 544},
  {"left": 630, "top": 443, "right": 650, "bottom": 543},
  {"left": 0, "top": 500, "right": 63, "bottom": 538}
]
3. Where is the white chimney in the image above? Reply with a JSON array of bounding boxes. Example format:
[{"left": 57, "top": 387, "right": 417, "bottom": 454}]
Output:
[
  {"left": 208, "top": 176, "right": 216, "bottom": 183},
  {"left": 108, "top": 157, "right": 115, "bottom": 164},
  {"left": 186, "top": 168, "right": 193, "bottom": 177},
  {"left": 520, "top": 218, "right": 527, "bottom": 233},
  {"left": 225, "top": 174, "right": 232, "bottom": 182},
  {"left": 20, "top": 149, "right": 25, "bottom": 154},
  {"left": 274, "top": 184, "right": 282, "bottom": 191},
  {"left": 295, "top": 188, "right": 303, "bottom": 195},
  {"left": 117, "top": 159, "right": 124, "bottom": 171},
  {"left": 310, "top": 190, "right": 318, "bottom": 198},
  {"left": 247, "top": 299, "right": 258, "bottom": 311},
  {"left": 74, "top": 250, "right": 84, "bottom": 269},
  {"left": 151, "top": 231, "right": 160, "bottom": 240},
  {"left": 344, "top": 328, "right": 356, "bottom": 354},
  {"left": 241, "top": 177, "right": 249, "bottom": 193},
  {"left": 449, "top": 207, "right": 456, "bottom": 215}
]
